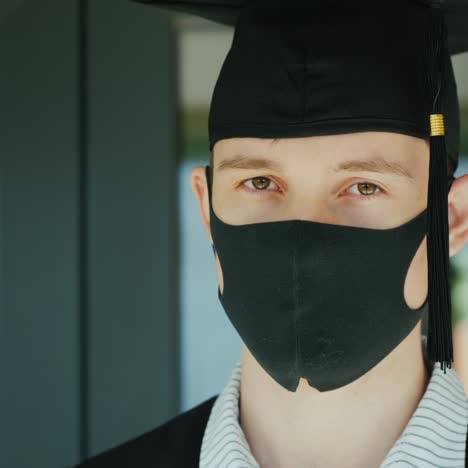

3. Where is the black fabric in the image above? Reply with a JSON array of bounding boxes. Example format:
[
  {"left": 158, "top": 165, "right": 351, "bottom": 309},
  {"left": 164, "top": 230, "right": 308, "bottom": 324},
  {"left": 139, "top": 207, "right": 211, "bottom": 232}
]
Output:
[
  {"left": 132, "top": 0, "right": 468, "bottom": 55},
  {"left": 71, "top": 395, "right": 218, "bottom": 468}
]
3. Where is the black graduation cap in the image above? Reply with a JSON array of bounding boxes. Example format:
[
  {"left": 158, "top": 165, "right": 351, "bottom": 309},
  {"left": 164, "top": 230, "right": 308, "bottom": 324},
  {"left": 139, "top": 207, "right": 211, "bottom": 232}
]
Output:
[
  {"left": 131, "top": 0, "right": 468, "bottom": 53},
  {"left": 131, "top": 0, "right": 468, "bottom": 373}
]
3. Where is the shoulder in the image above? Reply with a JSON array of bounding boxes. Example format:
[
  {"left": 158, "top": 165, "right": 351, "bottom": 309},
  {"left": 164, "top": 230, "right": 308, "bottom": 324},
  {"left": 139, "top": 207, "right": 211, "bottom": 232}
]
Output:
[{"left": 72, "top": 394, "right": 218, "bottom": 468}]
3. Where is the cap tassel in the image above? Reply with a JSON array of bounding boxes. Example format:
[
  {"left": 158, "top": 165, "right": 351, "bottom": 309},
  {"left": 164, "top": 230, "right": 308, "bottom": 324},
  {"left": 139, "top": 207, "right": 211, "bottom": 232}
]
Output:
[
  {"left": 427, "top": 114, "right": 453, "bottom": 372},
  {"left": 425, "top": 8, "right": 453, "bottom": 372}
]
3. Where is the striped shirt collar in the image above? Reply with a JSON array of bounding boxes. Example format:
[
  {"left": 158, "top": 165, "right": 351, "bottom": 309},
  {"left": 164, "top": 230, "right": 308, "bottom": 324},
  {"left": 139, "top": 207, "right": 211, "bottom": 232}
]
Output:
[{"left": 199, "top": 337, "right": 468, "bottom": 468}]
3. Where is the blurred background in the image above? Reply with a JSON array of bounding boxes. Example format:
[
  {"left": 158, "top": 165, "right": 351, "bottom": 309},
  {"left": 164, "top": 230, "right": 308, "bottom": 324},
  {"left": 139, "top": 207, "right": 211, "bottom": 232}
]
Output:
[{"left": 1, "top": 1, "right": 467, "bottom": 467}]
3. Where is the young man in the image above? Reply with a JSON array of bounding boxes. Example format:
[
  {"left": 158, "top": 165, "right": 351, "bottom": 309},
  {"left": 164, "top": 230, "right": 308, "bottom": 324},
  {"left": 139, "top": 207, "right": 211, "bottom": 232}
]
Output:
[
  {"left": 75, "top": 0, "right": 468, "bottom": 466},
  {"left": 191, "top": 131, "right": 468, "bottom": 468}
]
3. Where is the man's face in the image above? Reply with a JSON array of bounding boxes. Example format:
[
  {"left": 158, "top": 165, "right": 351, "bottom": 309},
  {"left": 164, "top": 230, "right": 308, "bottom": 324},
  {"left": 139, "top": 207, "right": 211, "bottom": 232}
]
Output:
[{"left": 199, "top": 131, "right": 430, "bottom": 310}]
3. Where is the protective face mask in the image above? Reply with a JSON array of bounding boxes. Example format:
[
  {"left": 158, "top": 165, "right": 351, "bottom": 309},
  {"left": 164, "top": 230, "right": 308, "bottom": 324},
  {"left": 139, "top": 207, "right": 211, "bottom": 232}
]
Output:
[{"left": 205, "top": 165, "right": 429, "bottom": 392}]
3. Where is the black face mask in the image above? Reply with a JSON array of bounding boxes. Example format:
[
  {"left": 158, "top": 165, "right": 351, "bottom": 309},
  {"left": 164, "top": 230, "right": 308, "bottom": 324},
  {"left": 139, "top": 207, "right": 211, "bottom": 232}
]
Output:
[{"left": 205, "top": 165, "right": 429, "bottom": 392}]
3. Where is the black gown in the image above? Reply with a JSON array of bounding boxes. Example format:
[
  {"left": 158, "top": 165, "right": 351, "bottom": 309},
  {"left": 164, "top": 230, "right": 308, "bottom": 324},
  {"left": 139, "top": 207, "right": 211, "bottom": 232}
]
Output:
[{"left": 72, "top": 395, "right": 217, "bottom": 468}]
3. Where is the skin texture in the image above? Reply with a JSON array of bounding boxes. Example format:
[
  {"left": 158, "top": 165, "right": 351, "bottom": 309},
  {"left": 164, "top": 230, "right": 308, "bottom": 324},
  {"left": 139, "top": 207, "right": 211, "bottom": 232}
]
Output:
[{"left": 190, "top": 132, "right": 468, "bottom": 468}]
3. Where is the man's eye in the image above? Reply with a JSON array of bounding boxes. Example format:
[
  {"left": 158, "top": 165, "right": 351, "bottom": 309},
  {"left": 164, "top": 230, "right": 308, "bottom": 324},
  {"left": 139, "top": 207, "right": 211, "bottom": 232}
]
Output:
[
  {"left": 242, "top": 176, "right": 280, "bottom": 193},
  {"left": 348, "top": 182, "right": 383, "bottom": 198}
]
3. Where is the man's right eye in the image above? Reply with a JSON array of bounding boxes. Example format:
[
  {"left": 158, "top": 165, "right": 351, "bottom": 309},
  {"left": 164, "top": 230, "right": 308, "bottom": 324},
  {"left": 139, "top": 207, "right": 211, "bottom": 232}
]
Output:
[{"left": 242, "top": 176, "right": 281, "bottom": 194}]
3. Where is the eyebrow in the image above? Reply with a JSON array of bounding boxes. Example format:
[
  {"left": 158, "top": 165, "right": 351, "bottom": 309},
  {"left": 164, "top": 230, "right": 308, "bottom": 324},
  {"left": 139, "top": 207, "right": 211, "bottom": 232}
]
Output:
[
  {"left": 333, "top": 157, "right": 414, "bottom": 181},
  {"left": 216, "top": 154, "right": 415, "bottom": 181},
  {"left": 334, "top": 157, "right": 415, "bottom": 181},
  {"left": 217, "top": 155, "right": 283, "bottom": 172}
]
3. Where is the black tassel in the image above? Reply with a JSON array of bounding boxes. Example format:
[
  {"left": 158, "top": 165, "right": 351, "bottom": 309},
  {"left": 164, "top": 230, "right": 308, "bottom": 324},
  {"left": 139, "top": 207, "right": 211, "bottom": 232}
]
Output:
[{"left": 425, "top": 7, "right": 453, "bottom": 373}]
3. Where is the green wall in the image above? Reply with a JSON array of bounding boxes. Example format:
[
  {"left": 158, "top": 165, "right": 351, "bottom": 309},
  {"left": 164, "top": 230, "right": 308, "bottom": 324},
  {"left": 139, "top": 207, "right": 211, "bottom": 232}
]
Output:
[{"left": 0, "top": 1, "right": 180, "bottom": 466}]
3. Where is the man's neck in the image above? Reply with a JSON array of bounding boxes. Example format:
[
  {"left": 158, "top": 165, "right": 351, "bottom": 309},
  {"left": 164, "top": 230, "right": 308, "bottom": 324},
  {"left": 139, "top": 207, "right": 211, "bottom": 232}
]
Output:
[{"left": 239, "top": 322, "right": 430, "bottom": 468}]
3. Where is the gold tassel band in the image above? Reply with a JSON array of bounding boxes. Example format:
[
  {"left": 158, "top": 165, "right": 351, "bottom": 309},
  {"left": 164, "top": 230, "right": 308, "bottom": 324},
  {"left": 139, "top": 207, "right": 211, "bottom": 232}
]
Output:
[{"left": 430, "top": 114, "right": 445, "bottom": 136}]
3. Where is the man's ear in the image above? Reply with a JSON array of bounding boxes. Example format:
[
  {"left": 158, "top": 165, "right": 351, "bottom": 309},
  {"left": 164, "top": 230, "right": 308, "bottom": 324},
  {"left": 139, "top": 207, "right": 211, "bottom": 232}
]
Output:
[
  {"left": 190, "top": 165, "right": 214, "bottom": 245},
  {"left": 448, "top": 173, "right": 468, "bottom": 257}
]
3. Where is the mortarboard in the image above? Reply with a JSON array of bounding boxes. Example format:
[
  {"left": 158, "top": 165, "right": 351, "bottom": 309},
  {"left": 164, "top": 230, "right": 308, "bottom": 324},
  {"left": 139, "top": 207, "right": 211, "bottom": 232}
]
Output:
[{"left": 131, "top": 0, "right": 468, "bottom": 373}]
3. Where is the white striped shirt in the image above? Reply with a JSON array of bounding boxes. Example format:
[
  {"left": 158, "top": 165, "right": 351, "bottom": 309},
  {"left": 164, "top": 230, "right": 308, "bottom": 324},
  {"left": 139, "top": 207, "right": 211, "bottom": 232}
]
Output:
[{"left": 199, "top": 337, "right": 468, "bottom": 467}]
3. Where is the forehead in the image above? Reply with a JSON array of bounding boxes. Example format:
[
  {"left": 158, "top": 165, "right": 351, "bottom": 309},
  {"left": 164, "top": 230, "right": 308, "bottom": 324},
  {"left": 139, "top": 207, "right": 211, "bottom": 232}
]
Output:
[{"left": 213, "top": 132, "right": 429, "bottom": 166}]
